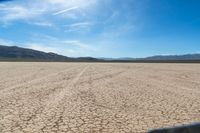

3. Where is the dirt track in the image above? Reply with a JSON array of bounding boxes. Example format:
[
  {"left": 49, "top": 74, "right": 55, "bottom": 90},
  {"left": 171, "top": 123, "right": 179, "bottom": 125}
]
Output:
[{"left": 0, "top": 62, "right": 199, "bottom": 133}]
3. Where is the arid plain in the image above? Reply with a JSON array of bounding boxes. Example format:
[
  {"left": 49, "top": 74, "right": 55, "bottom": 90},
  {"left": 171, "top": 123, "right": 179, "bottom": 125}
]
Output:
[{"left": 0, "top": 62, "right": 199, "bottom": 133}]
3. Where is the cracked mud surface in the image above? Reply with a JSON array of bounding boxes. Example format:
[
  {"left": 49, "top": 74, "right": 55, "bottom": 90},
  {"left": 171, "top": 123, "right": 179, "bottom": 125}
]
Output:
[{"left": 0, "top": 62, "right": 200, "bottom": 133}]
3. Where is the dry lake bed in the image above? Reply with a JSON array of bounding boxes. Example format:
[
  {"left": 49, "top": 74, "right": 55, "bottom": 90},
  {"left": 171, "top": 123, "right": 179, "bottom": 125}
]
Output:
[{"left": 0, "top": 62, "right": 199, "bottom": 133}]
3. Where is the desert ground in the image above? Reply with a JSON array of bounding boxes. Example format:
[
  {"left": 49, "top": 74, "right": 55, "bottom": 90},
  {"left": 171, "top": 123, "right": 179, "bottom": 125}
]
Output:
[{"left": 0, "top": 62, "right": 199, "bottom": 133}]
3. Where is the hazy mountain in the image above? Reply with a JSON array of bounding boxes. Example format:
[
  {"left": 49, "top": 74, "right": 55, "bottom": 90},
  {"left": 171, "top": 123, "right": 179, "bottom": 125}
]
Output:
[
  {"left": 101, "top": 54, "right": 200, "bottom": 61},
  {"left": 144, "top": 54, "right": 200, "bottom": 60}
]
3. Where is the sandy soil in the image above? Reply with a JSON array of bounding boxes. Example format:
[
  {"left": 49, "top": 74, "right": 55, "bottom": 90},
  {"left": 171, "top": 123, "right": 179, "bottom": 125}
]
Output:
[{"left": 0, "top": 62, "right": 199, "bottom": 133}]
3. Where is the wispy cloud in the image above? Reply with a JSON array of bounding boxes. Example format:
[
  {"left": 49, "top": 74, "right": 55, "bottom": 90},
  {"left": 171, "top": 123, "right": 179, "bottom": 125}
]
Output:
[
  {"left": 65, "top": 22, "right": 93, "bottom": 32},
  {"left": 27, "top": 43, "right": 59, "bottom": 53},
  {"left": 0, "top": 4, "right": 50, "bottom": 27},
  {"left": 30, "top": 33, "right": 98, "bottom": 56},
  {"left": 0, "top": 0, "right": 98, "bottom": 26},
  {"left": 0, "top": 38, "right": 23, "bottom": 46},
  {"left": 0, "top": 5, "right": 40, "bottom": 22},
  {"left": 0, "top": 0, "right": 144, "bottom": 57},
  {"left": 0, "top": 36, "right": 97, "bottom": 57},
  {"left": 26, "top": 42, "right": 90, "bottom": 57},
  {"left": 63, "top": 40, "right": 95, "bottom": 51},
  {"left": 0, "top": 38, "right": 14, "bottom": 46},
  {"left": 53, "top": 6, "right": 79, "bottom": 15},
  {"left": 67, "top": 22, "right": 91, "bottom": 27},
  {"left": 28, "top": 21, "right": 53, "bottom": 27}
]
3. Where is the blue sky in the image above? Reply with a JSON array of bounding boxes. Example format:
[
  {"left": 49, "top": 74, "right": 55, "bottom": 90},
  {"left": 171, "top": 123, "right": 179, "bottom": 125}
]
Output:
[{"left": 0, "top": 0, "right": 200, "bottom": 58}]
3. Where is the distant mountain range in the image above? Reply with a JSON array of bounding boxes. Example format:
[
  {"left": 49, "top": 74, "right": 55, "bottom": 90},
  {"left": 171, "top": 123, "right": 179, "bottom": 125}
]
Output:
[
  {"left": 0, "top": 45, "right": 99, "bottom": 62},
  {"left": 0, "top": 45, "right": 200, "bottom": 62},
  {"left": 144, "top": 54, "right": 200, "bottom": 60},
  {"left": 100, "top": 54, "right": 200, "bottom": 62}
]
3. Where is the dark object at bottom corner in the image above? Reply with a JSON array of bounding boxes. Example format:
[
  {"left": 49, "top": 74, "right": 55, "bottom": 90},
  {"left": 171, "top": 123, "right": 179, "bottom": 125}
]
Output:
[{"left": 148, "top": 123, "right": 200, "bottom": 133}]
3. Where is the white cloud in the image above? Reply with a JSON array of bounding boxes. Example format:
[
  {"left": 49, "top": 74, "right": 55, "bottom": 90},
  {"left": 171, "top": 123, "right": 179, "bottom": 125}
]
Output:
[
  {"left": 0, "top": 0, "right": 98, "bottom": 26},
  {"left": 46, "top": 0, "right": 97, "bottom": 9},
  {"left": 0, "top": 6, "right": 50, "bottom": 27},
  {"left": 25, "top": 39, "right": 96, "bottom": 57},
  {"left": 0, "top": 5, "right": 44, "bottom": 23},
  {"left": 28, "top": 21, "right": 53, "bottom": 27},
  {"left": 67, "top": 22, "right": 91, "bottom": 27},
  {"left": 53, "top": 6, "right": 79, "bottom": 15},
  {"left": 0, "top": 38, "right": 23, "bottom": 46},
  {"left": 65, "top": 22, "right": 93, "bottom": 32},
  {"left": 0, "top": 36, "right": 97, "bottom": 57},
  {"left": 28, "top": 34, "right": 97, "bottom": 56},
  {"left": 0, "top": 39, "right": 13, "bottom": 46},
  {"left": 27, "top": 43, "right": 59, "bottom": 53},
  {"left": 63, "top": 40, "right": 95, "bottom": 51},
  {"left": 29, "top": 34, "right": 95, "bottom": 51}
]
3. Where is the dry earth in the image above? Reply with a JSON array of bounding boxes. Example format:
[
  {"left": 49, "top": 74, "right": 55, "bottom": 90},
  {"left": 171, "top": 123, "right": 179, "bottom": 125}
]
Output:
[{"left": 0, "top": 62, "right": 199, "bottom": 133}]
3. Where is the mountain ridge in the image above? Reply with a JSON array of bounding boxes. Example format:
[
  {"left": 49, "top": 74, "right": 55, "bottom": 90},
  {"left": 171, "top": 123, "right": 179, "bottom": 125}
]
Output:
[
  {"left": 0, "top": 45, "right": 99, "bottom": 62},
  {"left": 0, "top": 45, "right": 200, "bottom": 62}
]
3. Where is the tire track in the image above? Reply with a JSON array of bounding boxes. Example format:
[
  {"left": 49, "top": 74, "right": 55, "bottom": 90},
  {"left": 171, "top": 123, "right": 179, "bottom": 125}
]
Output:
[
  {"left": 0, "top": 63, "right": 200, "bottom": 133},
  {"left": 46, "top": 65, "right": 89, "bottom": 106},
  {"left": 21, "top": 66, "right": 89, "bottom": 132},
  {"left": 0, "top": 65, "right": 82, "bottom": 95}
]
